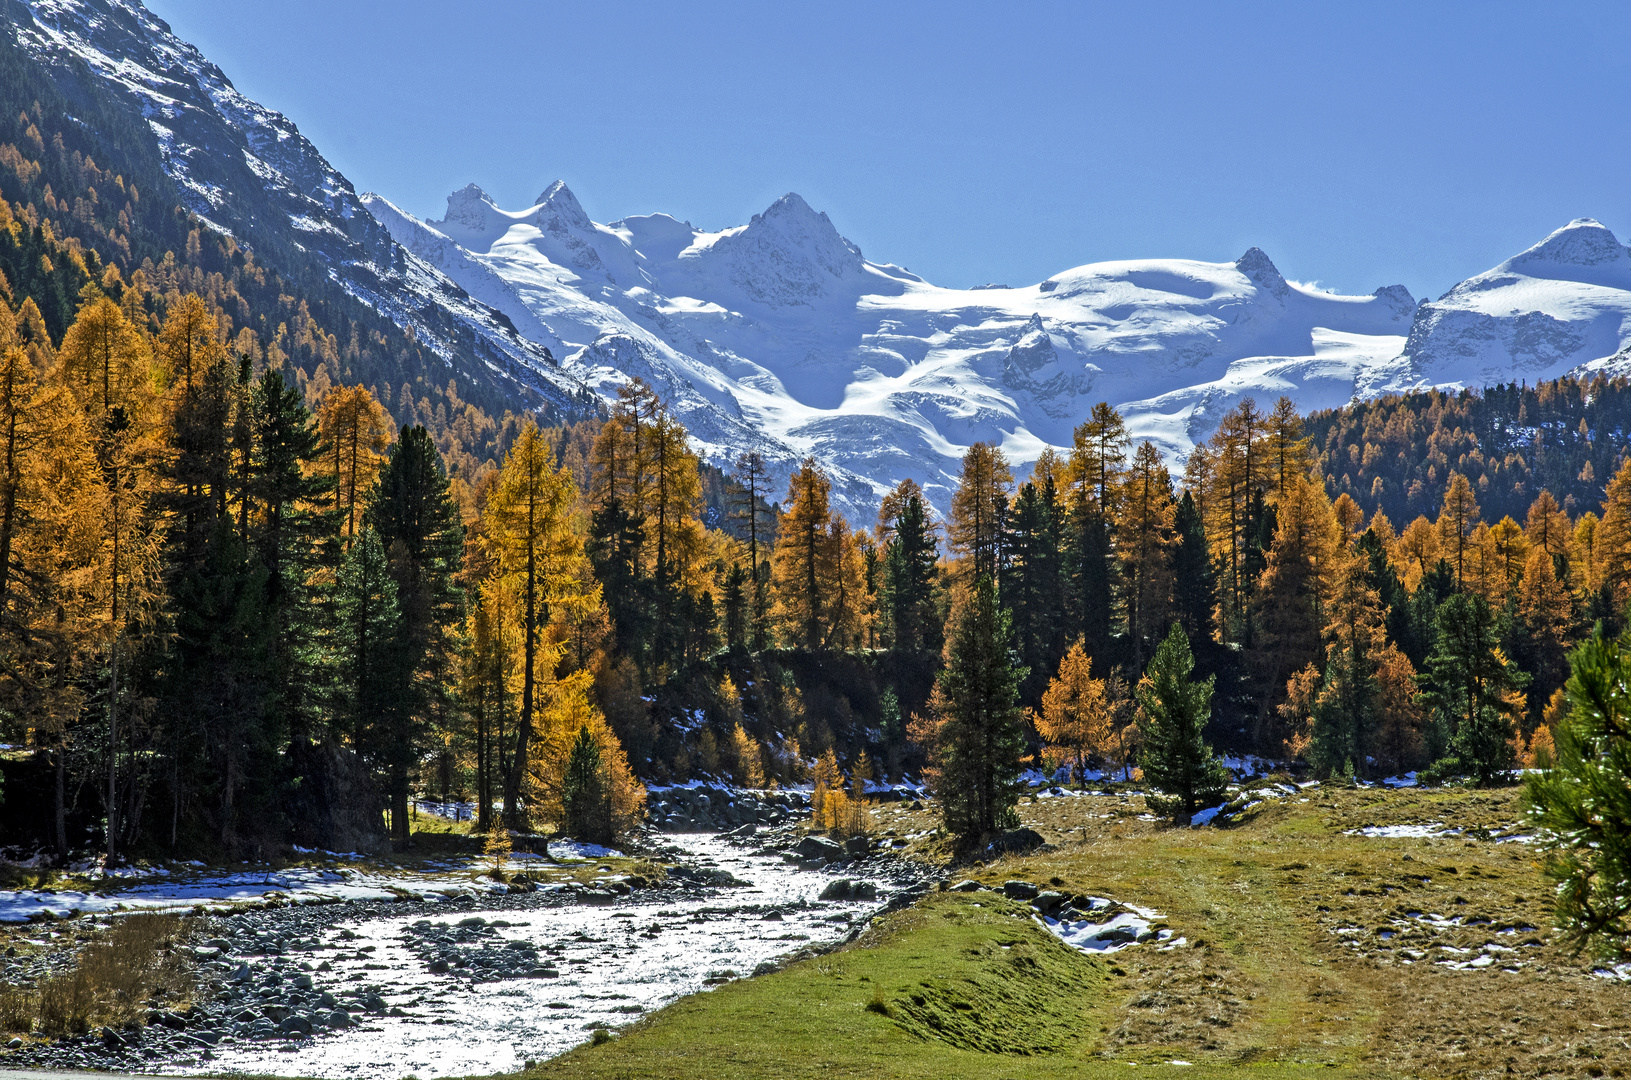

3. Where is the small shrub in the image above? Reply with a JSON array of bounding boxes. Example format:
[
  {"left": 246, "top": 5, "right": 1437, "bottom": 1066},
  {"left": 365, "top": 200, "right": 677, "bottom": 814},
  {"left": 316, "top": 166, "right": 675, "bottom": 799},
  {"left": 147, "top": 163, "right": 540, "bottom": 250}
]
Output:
[
  {"left": 483, "top": 825, "right": 512, "bottom": 881},
  {"left": 865, "top": 986, "right": 892, "bottom": 1017},
  {"left": 0, "top": 985, "right": 37, "bottom": 1032}
]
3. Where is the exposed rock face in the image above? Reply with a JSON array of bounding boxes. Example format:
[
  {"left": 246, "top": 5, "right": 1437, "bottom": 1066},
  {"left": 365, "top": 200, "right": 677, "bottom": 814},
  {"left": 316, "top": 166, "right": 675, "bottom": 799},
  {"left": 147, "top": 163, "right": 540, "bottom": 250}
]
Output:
[{"left": 284, "top": 740, "right": 388, "bottom": 856}]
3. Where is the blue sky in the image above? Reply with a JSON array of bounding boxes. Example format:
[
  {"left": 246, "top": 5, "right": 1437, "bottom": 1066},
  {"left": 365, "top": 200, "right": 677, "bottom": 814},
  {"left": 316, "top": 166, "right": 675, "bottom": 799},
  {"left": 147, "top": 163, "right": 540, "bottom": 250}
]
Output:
[{"left": 147, "top": 0, "right": 1631, "bottom": 300}]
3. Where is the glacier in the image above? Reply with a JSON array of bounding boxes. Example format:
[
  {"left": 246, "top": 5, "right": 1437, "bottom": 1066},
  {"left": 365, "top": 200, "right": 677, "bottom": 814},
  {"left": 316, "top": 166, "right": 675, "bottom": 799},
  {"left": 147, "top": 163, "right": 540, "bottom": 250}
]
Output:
[{"left": 365, "top": 183, "right": 1422, "bottom": 514}]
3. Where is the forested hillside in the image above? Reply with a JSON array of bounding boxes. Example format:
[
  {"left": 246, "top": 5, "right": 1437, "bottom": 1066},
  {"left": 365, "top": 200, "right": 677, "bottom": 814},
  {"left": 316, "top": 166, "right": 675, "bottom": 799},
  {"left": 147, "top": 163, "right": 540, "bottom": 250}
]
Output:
[
  {"left": 1308, "top": 377, "right": 1631, "bottom": 526},
  {"left": 4, "top": 29, "right": 1630, "bottom": 865}
]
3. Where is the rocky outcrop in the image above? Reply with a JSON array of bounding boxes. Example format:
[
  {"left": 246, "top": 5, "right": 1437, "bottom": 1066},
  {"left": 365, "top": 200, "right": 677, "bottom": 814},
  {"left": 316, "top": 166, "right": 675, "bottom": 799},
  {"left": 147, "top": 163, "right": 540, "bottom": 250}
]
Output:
[{"left": 645, "top": 787, "right": 804, "bottom": 832}]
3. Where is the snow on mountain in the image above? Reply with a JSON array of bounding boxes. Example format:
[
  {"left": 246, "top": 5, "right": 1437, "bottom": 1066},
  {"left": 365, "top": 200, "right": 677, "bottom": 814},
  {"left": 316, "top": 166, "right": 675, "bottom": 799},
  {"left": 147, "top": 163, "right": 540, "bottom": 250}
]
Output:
[
  {"left": 16, "top": 1, "right": 1631, "bottom": 521},
  {"left": 9, "top": 0, "right": 585, "bottom": 408},
  {"left": 1360, "top": 219, "right": 1631, "bottom": 395},
  {"left": 368, "top": 186, "right": 1418, "bottom": 514}
]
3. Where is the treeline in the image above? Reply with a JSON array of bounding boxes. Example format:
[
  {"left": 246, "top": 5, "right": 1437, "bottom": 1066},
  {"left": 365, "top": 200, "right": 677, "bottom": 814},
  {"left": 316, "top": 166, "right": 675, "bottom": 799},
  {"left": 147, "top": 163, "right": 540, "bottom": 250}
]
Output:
[{"left": 6, "top": 252, "right": 1628, "bottom": 862}]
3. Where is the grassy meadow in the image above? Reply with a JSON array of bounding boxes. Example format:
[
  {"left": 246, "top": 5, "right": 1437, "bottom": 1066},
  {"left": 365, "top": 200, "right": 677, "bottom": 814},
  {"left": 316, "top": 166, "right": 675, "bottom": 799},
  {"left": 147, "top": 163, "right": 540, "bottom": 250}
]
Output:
[{"left": 523, "top": 784, "right": 1630, "bottom": 1080}]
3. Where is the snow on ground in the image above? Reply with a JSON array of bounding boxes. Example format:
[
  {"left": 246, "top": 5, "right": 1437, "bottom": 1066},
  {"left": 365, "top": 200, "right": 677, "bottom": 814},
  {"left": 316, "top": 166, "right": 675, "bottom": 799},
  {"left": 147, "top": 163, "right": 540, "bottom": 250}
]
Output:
[{"left": 1037, "top": 898, "right": 1169, "bottom": 954}]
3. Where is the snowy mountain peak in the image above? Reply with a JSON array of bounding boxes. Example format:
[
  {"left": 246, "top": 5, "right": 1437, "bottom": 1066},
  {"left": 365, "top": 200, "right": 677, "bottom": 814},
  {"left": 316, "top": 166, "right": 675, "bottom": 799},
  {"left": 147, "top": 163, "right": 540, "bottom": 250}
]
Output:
[
  {"left": 441, "top": 183, "right": 502, "bottom": 233},
  {"left": 688, "top": 192, "right": 871, "bottom": 308},
  {"left": 743, "top": 192, "right": 863, "bottom": 262},
  {"left": 1499, "top": 218, "right": 1631, "bottom": 282},
  {"left": 533, "top": 180, "right": 593, "bottom": 231},
  {"left": 1235, "top": 246, "right": 1290, "bottom": 299},
  {"left": 1371, "top": 284, "right": 1419, "bottom": 317}
]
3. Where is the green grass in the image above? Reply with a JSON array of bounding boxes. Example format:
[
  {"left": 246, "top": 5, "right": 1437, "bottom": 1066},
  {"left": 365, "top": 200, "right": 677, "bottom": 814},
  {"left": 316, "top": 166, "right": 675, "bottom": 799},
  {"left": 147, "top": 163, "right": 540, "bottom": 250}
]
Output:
[
  {"left": 506, "top": 783, "right": 1631, "bottom": 1080},
  {"left": 518, "top": 890, "right": 1380, "bottom": 1080}
]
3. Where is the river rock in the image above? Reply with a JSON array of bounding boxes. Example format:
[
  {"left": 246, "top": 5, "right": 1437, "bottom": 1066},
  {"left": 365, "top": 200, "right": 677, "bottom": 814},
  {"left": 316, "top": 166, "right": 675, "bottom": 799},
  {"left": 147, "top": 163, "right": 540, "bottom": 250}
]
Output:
[
  {"left": 949, "top": 879, "right": 986, "bottom": 892},
  {"left": 1002, "top": 880, "right": 1039, "bottom": 901},
  {"left": 819, "top": 879, "right": 878, "bottom": 901},
  {"left": 796, "top": 835, "right": 844, "bottom": 861}
]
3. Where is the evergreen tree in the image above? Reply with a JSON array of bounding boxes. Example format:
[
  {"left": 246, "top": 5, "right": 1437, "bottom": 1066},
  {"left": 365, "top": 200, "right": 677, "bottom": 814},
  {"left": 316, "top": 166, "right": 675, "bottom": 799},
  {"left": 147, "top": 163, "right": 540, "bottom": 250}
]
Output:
[
  {"left": 1419, "top": 592, "right": 1529, "bottom": 785},
  {"left": 333, "top": 526, "right": 408, "bottom": 836},
  {"left": 365, "top": 425, "right": 464, "bottom": 841},
  {"left": 730, "top": 450, "right": 775, "bottom": 649},
  {"left": 1068, "top": 493, "right": 1115, "bottom": 665},
  {"left": 561, "top": 723, "right": 613, "bottom": 845},
  {"left": 1135, "top": 625, "right": 1228, "bottom": 821},
  {"left": 249, "top": 367, "right": 337, "bottom": 740},
  {"left": 1066, "top": 403, "right": 1126, "bottom": 664},
  {"left": 882, "top": 483, "right": 940, "bottom": 655},
  {"left": 1003, "top": 477, "right": 1064, "bottom": 704},
  {"left": 1170, "top": 491, "right": 1216, "bottom": 645},
  {"left": 1307, "top": 548, "right": 1386, "bottom": 778},
  {"left": 933, "top": 573, "right": 1026, "bottom": 848},
  {"left": 1526, "top": 626, "right": 1631, "bottom": 958}
]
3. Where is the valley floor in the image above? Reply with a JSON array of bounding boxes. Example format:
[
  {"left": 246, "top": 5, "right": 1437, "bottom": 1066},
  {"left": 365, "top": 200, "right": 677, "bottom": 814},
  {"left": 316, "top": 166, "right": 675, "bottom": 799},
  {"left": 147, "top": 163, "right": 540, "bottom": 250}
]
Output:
[{"left": 523, "top": 784, "right": 1631, "bottom": 1080}]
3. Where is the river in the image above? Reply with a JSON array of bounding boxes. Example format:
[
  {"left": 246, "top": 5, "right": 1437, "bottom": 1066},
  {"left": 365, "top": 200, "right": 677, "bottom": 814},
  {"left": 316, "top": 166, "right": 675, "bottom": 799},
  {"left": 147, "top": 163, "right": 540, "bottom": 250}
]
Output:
[{"left": 157, "top": 832, "right": 912, "bottom": 1079}]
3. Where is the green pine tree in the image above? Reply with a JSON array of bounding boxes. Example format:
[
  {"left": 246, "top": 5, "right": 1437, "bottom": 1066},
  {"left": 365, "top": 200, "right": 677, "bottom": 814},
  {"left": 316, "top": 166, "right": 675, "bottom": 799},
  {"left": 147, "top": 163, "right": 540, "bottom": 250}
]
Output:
[
  {"left": 1136, "top": 624, "right": 1229, "bottom": 821},
  {"left": 1003, "top": 477, "right": 1066, "bottom": 707},
  {"left": 1526, "top": 626, "right": 1631, "bottom": 959},
  {"left": 365, "top": 425, "right": 464, "bottom": 842},
  {"left": 884, "top": 485, "right": 939, "bottom": 655},
  {"left": 1170, "top": 491, "right": 1216, "bottom": 645},
  {"left": 1419, "top": 592, "right": 1529, "bottom": 786},
  {"left": 333, "top": 526, "right": 408, "bottom": 839},
  {"left": 934, "top": 573, "right": 1026, "bottom": 849},
  {"left": 562, "top": 724, "right": 613, "bottom": 846}
]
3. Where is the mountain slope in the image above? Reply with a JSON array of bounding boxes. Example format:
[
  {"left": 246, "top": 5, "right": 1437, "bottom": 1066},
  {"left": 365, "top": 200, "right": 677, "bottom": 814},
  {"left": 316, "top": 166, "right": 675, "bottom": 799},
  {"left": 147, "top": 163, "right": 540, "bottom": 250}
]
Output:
[
  {"left": 17, "top": 0, "right": 1631, "bottom": 522},
  {"left": 1360, "top": 218, "right": 1631, "bottom": 396},
  {"left": 6, "top": 0, "right": 591, "bottom": 418}
]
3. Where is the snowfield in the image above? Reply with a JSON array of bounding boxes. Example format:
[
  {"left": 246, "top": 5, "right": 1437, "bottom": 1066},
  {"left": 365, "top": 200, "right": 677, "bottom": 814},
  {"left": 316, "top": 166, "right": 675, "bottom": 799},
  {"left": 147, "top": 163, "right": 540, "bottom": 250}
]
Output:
[{"left": 366, "top": 185, "right": 1424, "bottom": 517}]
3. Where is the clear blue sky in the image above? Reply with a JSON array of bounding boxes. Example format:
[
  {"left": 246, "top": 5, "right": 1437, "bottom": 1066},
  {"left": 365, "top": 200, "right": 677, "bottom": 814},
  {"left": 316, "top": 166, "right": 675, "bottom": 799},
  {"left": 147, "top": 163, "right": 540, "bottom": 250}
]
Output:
[{"left": 145, "top": 0, "right": 1631, "bottom": 300}]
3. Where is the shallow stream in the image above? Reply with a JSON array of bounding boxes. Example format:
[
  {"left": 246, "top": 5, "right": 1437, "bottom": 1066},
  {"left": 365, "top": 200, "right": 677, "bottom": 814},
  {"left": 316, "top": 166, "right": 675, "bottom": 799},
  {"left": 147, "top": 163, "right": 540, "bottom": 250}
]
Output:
[{"left": 161, "top": 833, "right": 901, "bottom": 1079}]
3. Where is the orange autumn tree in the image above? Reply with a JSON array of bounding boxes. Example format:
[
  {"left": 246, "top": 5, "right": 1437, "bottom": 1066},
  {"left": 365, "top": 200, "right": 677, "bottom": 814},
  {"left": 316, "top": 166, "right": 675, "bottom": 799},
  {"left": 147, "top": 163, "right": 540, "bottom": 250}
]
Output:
[
  {"left": 318, "top": 384, "right": 393, "bottom": 540},
  {"left": 1035, "top": 639, "right": 1111, "bottom": 782}
]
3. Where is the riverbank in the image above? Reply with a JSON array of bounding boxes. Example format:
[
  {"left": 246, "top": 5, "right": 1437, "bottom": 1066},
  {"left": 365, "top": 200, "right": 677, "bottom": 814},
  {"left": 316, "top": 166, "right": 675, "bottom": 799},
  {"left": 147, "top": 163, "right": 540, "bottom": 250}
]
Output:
[
  {"left": 522, "top": 783, "right": 1631, "bottom": 1080},
  {"left": 0, "top": 825, "right": 936, "bottom": 1077}
]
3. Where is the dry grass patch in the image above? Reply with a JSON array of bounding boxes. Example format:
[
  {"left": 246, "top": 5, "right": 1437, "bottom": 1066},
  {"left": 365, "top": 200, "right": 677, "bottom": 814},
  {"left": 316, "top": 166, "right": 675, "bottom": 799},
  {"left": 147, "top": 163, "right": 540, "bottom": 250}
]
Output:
[{"left": 0, "top": 912, "right": 195, "bottom": 1037}]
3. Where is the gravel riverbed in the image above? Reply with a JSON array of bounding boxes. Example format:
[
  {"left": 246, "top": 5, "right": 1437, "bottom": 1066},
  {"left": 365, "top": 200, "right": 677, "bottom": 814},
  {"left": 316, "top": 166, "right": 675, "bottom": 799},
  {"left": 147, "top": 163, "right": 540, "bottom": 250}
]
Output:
[{"left": 2, "top": 827, "right": 937, "bottom": 1078}]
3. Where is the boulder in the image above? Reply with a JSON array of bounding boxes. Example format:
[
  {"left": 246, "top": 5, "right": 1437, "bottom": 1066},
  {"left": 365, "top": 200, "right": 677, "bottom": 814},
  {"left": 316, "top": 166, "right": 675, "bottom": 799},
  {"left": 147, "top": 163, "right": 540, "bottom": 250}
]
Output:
[
  {"left": 819, "top": 879, "right": 878, "bottom": 901},
  {"left": 948, "top": 879, "right": 986, "bottom": 892},
  {"left": 1002, "top": 880, "right": 1039, "bottom": 901},
  {"left": 843, "top": 835, "right": 870, "bottom": 857},
  {"left": 795, "top": 835, "right": 844, "bottom": 861},
  {"left": 819, "top": 878, "right": 854, "bottom": 901},
  {"left": 1031, "top": 890, "right": 1066, "bottom": 916}
]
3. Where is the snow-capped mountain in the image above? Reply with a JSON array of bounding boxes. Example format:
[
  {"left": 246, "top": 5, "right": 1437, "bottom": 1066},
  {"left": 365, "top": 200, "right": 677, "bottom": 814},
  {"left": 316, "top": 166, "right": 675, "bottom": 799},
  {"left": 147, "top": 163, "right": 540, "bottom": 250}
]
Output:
[
  {"left": 7, "top": 0, "right": 587, "bottom": 409},
  {"left": 367, "top": 183, "right": 1422, "bottom": 513},
  {"left": 13, "top": 1, "right": 1631, "bottom": 521},
  {"left": 1360, "top": 218, "right": 1631, "bottom": 395}
]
